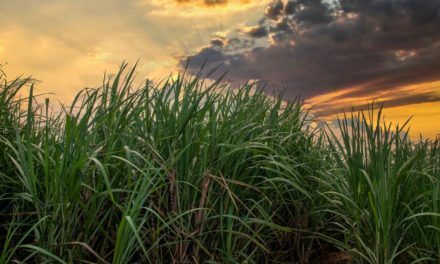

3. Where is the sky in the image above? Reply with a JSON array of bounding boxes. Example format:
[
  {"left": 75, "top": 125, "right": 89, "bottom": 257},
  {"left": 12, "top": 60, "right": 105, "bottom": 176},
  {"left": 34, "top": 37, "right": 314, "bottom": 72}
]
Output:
[{"left": 1, "top": 0, "right": 439, "bottom": 138}]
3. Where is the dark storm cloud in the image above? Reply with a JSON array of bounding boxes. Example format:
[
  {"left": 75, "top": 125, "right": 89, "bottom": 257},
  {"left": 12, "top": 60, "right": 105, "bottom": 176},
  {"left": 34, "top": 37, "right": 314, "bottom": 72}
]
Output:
[
  {"left": 182, "top": 0, "right": 440, "bottom": 109},
  {"left": 185, "top": 46, "right": 228, "bottom": 67},
  {"left": 210, "top": 37, "right": 226, "bottom": 46},
  {"left": 246, "top": 26, "right": 269, "bottom": 38},
  {"left": 281, "top": 0, "right": 333, "bottom": 26},
  {"left": 265, "top": 0, "right": 285, "bottom": 20}
]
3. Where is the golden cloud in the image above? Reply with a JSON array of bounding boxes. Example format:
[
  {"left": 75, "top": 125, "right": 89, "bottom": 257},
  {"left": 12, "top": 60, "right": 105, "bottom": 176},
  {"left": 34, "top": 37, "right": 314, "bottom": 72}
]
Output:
[{"left": 148, "top": 0, "right": 268, "bottom": 17}]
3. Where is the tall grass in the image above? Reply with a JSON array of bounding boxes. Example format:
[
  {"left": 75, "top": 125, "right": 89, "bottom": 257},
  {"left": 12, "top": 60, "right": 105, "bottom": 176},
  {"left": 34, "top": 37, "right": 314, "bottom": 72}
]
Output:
[
  {"left": 0, "top": 64, "right": 439, "bottom": 263},
  {"left": 321, "top": 108, "right": 440, "bottom": 263}
]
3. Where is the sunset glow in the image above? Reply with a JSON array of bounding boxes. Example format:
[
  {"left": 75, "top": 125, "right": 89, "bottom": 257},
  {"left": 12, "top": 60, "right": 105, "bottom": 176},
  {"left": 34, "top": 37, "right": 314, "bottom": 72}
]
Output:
[
  {"left": 1, "top": 0, "right": 439, "bottom": 138},
  {"left": 2, "top": 2, "right": 440, "bottom": 262}
]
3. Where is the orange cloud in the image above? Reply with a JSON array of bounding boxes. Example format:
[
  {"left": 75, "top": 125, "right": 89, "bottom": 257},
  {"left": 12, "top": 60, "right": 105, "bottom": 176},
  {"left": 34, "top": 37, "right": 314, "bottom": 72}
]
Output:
[
  {"left": 148, "top": 0, "right": 268, "bottom": 17},
  {"left": 308, "top": 80, "right": 440, "bottom": 139}
]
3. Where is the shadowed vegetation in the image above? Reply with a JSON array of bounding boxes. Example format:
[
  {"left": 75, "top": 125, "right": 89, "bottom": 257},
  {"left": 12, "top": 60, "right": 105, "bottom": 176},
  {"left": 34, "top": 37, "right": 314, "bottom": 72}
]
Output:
[{"left": 0, "top": 64, "right": 439, "bottom": 263}]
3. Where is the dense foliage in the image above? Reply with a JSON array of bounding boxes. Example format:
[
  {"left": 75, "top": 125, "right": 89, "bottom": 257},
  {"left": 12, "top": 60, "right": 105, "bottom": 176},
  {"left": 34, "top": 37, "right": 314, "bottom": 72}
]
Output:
[{"left": 0, "top": 64, "right": 439, "bottom": 263}]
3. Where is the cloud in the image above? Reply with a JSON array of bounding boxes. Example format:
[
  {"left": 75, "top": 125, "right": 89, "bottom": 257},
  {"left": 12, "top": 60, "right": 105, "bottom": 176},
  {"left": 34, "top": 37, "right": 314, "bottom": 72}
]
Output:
[
  {"left": 313, "top": 90, "right": 440, "bottom": 117},
  {"left": 265, "top": 0, "right": 284, "bottom": 20},
  {"left": 0, "top": 0, "right": 267, "bottom": 102},
  {"left": 245, "top": 26, "right": 269, "bottom": 38},
  {"left": 210, "top": 37, "right": 227, "bottom": 46},
  {"left": 182, "top": 0, "right": 440, "bottom": 110},
  {"left": 149, "top": 0, "right": 268, "bottom": 17},
  {"left": 176, "top": 0, "right": 228, "bottom": 5}
]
